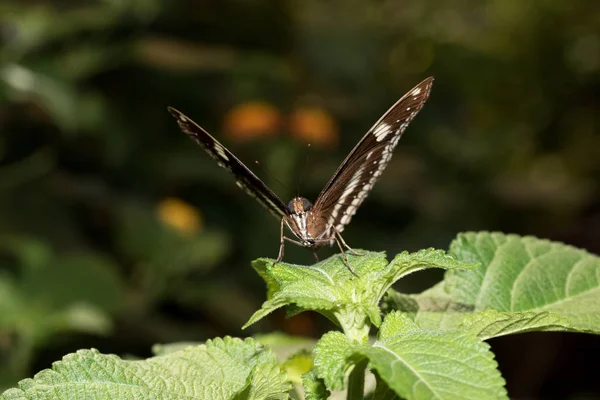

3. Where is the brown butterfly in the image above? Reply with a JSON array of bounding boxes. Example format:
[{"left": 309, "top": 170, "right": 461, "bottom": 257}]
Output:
[{"left": 169, "top": 77, "right": 434, "bottom": 275}]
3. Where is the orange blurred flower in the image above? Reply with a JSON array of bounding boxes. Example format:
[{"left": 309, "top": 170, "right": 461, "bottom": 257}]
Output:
[
  {"left": 223, "top": 101, "right": 281, "bottom": 141},
  {"left": 288, "top": 107, "right": 338, "bottom": 148},
  {"left": 282, "top": 312, "right": 316, "bottom": 337},
  {"left": 157, "top": 197, "right": 202, "bottom": 235}
]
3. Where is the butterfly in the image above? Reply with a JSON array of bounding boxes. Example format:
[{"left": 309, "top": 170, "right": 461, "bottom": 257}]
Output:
[{"left": 168, "top": 77, "right": 434, "bottom": 275}]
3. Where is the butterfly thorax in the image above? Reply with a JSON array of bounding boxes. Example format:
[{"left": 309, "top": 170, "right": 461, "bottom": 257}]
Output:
[{"left": 285, "top": 197, "right": 330, "bottom": 247}]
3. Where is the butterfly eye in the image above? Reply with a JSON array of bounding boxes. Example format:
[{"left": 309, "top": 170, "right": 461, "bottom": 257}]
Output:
[
  {"left": 286, "top": 200, "right": 298, "bottom": 214},
  {"left": 301, "top": 198, "right": 313, "bottom": 212}
]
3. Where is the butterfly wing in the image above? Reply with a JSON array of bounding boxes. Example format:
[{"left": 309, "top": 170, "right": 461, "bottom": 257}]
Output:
[
  {"left": 312, "top": 77, "right": 434, "bottom": 233},
  {"left": 168, "top": 107, "right": 287, "bottom": 219}
]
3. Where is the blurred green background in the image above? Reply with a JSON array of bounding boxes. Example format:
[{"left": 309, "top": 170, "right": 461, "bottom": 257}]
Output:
[{"left": 1, "top": 0, "right": 599, "bottom": 397}]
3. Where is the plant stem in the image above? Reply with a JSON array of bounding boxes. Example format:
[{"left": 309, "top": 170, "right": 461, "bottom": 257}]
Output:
[{"left": 347, "top": 359, "right": 368, "bottom": 400}]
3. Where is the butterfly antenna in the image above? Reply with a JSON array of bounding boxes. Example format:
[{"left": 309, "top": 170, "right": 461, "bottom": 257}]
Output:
[
  {"left": 297, "top": 143, "right": 311, "bottom": 197},
  {"left": 254, "top": 160, "right": 289, "bottom": 192}
]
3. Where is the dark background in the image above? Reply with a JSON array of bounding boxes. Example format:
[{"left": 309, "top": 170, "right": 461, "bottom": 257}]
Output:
[{"left": 1, "top": 0, "right": 599, "bottom": 398}]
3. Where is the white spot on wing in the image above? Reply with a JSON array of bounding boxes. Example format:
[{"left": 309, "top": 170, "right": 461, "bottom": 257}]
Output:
[
  {"left": 330, "top": 79, "right": 432, "bottom": 232},
  {"left": 328, "top": 168, "right": 364, "bottom": 228},
  {"left": 213, "top": 144, "right": 229, "bottom": 161},
  {"left": 372, "top": 122, "right": 392, "bottom": 142}
]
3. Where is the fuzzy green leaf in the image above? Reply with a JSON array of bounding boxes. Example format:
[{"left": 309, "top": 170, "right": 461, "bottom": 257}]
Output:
[
  {"left": 1, "top": 337, "right": 291, "bottom": 400},
  {"left": 377, "top": 309, "right": 419, "bottom": 338},
  {"left": 241, "top": 360, "right": 292, "bottom": 400},
  {"left": 245, "top": 249, "right": 476, "bottom": 341},
  {"left": 302, "top": 369, "right": 330, "bottom": 400},
  {"left": 312, "top": 313, "right": 506, "bottom": 399},
  {"left": 446, "top": 232, "right": 600, "bottom": 334},
  {"left": 364, "top": 330, "right": 506, "bottom": 400},
  {"left": 382, "top": 287, "right": 473, "bottom": 331},
  {"left": 460, "top": 310, "right": 575, "bottom": 340},
  {"left": 313, "top": 331, "right": 358, "bottom": 391}
]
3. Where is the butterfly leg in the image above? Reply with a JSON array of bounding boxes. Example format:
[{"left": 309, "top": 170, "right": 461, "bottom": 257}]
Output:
[
  {"left": 277, "top": 219, "right": 308, "bottom": 263},
  {"left": 284, "top": 237, "right": 304, "bottom": 245},
  {"left": 312, "top": 248, "right": 320, "bottom": 262},
  {"left": 333, "top": 237, "right": 359, "bottom": 277},
  {"left": 276, "top": 218, "right": 286, "bottom": 263},
  {"left": 333, "top": 227, "right": 364, "bottom": 256}
]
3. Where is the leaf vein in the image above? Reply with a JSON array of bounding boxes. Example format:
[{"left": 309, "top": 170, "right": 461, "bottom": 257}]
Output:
[
  {"left": 372, "top": 343, "right": 441, "bottom": 398},
  {"left": 306, "top": 265, "right": 335, "bottom": 285}
]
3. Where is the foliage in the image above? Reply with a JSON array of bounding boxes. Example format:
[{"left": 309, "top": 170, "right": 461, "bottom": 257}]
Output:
[
  {"left": 2, "top": 232, "right": 598, "bottom": 399},
  {"left": 2, "top": 338, "right": 291, "bottom": 400}
]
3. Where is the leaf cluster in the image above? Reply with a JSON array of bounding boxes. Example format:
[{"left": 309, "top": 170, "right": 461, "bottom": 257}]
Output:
[{"left": 2, "top": 232, "right": 598, "bottom": 399}]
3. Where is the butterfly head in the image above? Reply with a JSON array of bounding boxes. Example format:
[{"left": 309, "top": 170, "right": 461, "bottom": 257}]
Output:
[
  {"left": 287, "top": 197, "right": 313, "bottom": 215},
  {"left": 286, "top": 197, "right": 317, "bottom": 246}
]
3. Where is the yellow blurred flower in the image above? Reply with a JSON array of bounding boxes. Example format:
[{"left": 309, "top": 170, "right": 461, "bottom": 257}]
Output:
[
  {"left": 157, "top": 197, "right": 202, "bottom": 235},
  {"left": 223, "top": 101, "right": 281, "bottom": 141},
  {"left": 288, "top": 107, "right": 338, "bottom": 148},
  {"left": 282, "top": 352, "right": 313, "bottom": 384}
]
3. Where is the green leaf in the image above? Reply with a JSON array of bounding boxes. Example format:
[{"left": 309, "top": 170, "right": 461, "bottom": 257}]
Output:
[
  {"left": 240, "top": 360, "right": 292, "bottom": 400},
  {"left": 313, "top": 331, "right": 359, "bottom": 391},
  {"left": 245, "top": 249, "right": 476, "bottom": 341},
  {"left": 245, "top": 251, "right": 385, "bottom": 341},
  {"left": 1, "top": 337, "right": 291, "bottom": 400},
  {"left": 377, "top": 311, "right": 419, "bottom": 339},
  {"left": 447, "top": 232, "right": 600, "bottom": 333},
  {"left": 382, "top": 283, "right": 465, "bottom": 314},
  {"left": 460, "top": 310, "right": 575, "bottom": 340},
  {"left": 362, "top": 312, "right": 507, "bottom": 400},
  {"left": 312, "top": 313, "right": 506, "bottom": 399},
  {"left": 383, "top": 249, "right": 478, "bottom": 304},
  {"left": 382, "top": 288, "right": 473, "bottom": 331},
  {"left": 302, "top": 369, "right": 330, "bottom": 400},
  {"left": 364, "top": 334, "right": 506, "bottom": 399}
]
